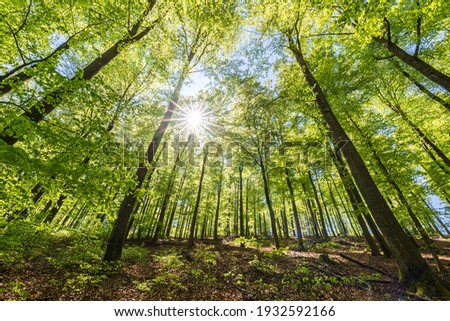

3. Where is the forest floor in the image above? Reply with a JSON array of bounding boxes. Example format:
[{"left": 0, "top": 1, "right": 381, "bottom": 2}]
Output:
[{"left": 1, "top": 235, "right": 450, "bottom": 301}]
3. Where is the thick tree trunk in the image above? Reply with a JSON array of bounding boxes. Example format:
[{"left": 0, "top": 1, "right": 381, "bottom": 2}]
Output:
[{"left": 288, "top": 37, "right": 449, "bottom": 296}]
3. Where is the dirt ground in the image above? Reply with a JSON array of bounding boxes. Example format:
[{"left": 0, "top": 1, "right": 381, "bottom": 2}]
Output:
[{"left": 1, "top": 236, "right": 449, "bottom": 301}]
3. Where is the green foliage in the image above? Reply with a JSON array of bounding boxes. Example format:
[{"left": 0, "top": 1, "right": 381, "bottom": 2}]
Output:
[
  {"left": 314, "top": 241, "right": 341, "bottom": 250},
  {"left": 134, "top": 249, "right": 187, "bottom": 299},
  {"left": 1, "top": 281, "right": 29, "bottom": 301},
  {"left": 249, "top": 255, "right": 276, "bottom": 274},
  {"left": 232, "top": 236, "right": 263, "bottom": 249},
  {"left": 121, "top": 245, "right": 148, "bottom": 264},
  {"left": 0, "top": 220, "right": 119, "bottom": 295},
  {"left": 0, "top": 220, "right": 53, "bottom": 267},
  {"left": 263, "top": 246, "right": 289, "bottom": 260}
]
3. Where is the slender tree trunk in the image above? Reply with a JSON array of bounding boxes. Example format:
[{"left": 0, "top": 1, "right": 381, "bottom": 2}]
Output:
[
  {"left": 308, "top": 171, "right": 329, "bottom": 239},
  {"left": 349, "top": 113, "right": 445, "bottom": 270},
  {"left": 238, "top": 165, "right": 245, "bottom": 237},
  {"left": 420, "top": 197, "right": 450, "bottom": 236},
  {"left": 0, "top": 34, "right": 75, "bottom": 95},
  {"left": 381, "top": 99, "right": 450, "bottom": 171},
  {"left": 303, "top": 197, "right": 320, "bottom": 237},
  {"left": 213, "top": 164, "right": 224, "bottom": 241},
  {"left": 373, "top": 36, "right": 450, "bottom": 92},
  {"left": 187, "top": 151, "right": 208, "bottom": 249},
  {"left": 151, "top": 161, "right": 179, "bottom": 244},
  {"left": 281, "top": 199, "right": 290, "bottom": 238},
  {"left": 253, "top": 192, "right": 257, "bottom": 236},
  {"left": 259, "top": 161, "right": 280, "bottom": 249},
  {"left": 245, "top": 180, "right": 250, "bottom": 237},
  {"left": 325, "top": 178, "right": 347, "bottom": 235},
  {"left": 288, "top": 36, "right": 449, "bottom": 295},
  {"left": 166, "top": 171, "right": 187, "bottom": 239},
  {"left": 317, "top": 179, "right": 336, "bottom": 236},
  {"left": 391, "top": 60, "right": 450, "bottom": 112},
  {"left": 285, "top": 167, "right": 305, "bottom": 250}
]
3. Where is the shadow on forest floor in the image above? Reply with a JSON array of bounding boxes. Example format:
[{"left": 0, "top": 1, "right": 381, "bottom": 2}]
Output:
[{"left": 1, "top": 234, "right": 449, "bottom": 301}]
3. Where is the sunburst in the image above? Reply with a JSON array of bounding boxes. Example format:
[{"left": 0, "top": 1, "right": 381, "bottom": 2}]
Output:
[{"left": 172, "top": 100, "right": 218, "bottom": 138}]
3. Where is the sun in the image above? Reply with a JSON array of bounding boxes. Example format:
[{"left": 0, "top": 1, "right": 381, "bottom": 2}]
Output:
[
  {"left": 187, "top": 110, "right": 203, "bottom": 130},
  {"left": 172, "top": 101, "right": 217, "bottom": 137}
]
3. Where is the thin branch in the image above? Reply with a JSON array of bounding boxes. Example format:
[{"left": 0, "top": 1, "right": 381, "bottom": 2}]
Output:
[
  {"left": 306, "top": 32, "right": 354, "bottom": 37},
  {"left": 374, "top": 54, "right": 395, "bottom": 61},
  {"left": 16, "top": 0, "right": 33, "bottom": 34},
  {"left": 4, "top": 19, "right": 26, "bottom": 63}
]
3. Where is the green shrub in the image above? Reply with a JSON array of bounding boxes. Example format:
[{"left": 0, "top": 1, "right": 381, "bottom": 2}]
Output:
[{"left": 121, "top": 245, "right": 147, "bottom": 264}]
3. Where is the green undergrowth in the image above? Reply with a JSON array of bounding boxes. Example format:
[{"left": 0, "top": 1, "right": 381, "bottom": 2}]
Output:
[
  {"left": 0, "top": 220, "right": 147, "bottom": 297},
  {"left": 134, "top": 244, "right": 220, "bottom": 300}
]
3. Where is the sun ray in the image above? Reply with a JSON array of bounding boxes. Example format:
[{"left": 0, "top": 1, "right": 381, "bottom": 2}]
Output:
[{"left": 173, "top": 100, "right": 218, "bottom": 138}]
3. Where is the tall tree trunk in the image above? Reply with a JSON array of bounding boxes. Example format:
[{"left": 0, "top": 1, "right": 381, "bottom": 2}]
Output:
[
  {"left": 308, "top": 171, "right": 329, "bottom": 239},
  {"left": 151, "top": 159, "right": 180, "bottom": 244},
  {"left": 213, "top": 163, "right": 224, "bottom": 241},
  {"left": 238, "top": 164, "right": 245, "bottom": 237},
  {"left": 281, "top": 197, "right": 290, "bottom": 238},
  {"left": 259, "top": 161, "right": 280, "bottom": 249},
  {"left": 325, "top": 178, "right": 347, "bottom": 235},
  {"left": 187, "top": 151, "right": 208, "bottom": 249},
  {"left": 166, "top": 170, "right": 187, "bottom": 239},
  {"left": 285, "top": 166, "right": 305, "bottom": 250},
  {"left": 316, "top": 179, "right": 336, "bottom": 236},
  {"left": 288, "top": 35, "right": 449, "bottom": 296}
]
